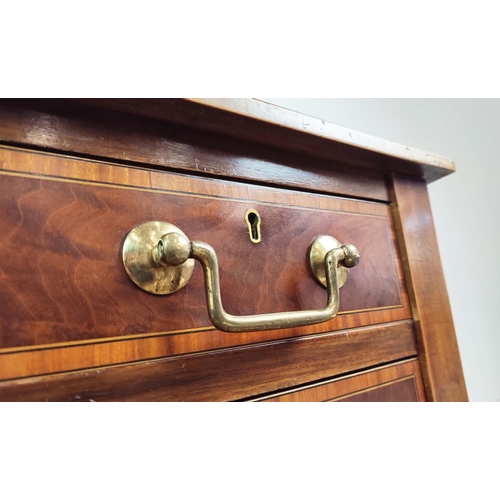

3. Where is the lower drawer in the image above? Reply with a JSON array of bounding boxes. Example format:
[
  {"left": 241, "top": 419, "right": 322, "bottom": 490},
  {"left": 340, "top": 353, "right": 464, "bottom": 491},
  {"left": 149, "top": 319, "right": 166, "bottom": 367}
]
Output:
[
  {"left": 254, "top": 360, "right": 426, "bottom": 402},
  {"left": 0, "top": 321, "right": 419, "bottom": 401}
]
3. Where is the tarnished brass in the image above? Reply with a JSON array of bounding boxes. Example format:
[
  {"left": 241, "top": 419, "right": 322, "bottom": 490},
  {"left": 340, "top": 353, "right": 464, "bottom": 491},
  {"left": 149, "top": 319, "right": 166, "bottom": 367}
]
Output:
[
  {"left": 122, "top": 221, "right": 195, "bottom": 295},
  {"left": 122, "top": 221, "right": 359, "bottom": 333},
  {"left": 244, "top": 209, "right": 261, "bottom": 243},
  {"left": 309, "top": 235, "right": 359, "bottom": 288}
]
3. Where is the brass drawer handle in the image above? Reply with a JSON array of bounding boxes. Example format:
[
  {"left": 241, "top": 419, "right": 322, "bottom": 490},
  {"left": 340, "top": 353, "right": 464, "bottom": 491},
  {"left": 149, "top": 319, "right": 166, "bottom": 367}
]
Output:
[{"left": 122, "top": 221, "right": 359, "bottom": 333}]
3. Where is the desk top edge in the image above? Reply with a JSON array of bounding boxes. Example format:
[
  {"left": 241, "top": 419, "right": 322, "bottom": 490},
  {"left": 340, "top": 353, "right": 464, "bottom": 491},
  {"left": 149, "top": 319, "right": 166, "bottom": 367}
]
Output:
[
  {"left": 66, "top": 98, "right": 454, "bottom": 182},
  {"left": 196, "top": 98, "right": 455, "bottom": 173}
]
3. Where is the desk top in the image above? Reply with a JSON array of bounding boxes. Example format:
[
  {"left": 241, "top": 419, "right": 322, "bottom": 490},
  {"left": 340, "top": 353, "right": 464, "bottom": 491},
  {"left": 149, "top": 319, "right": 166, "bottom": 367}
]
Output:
[{"left": 72, "top": 97, "right": 455, "bottom": 183}]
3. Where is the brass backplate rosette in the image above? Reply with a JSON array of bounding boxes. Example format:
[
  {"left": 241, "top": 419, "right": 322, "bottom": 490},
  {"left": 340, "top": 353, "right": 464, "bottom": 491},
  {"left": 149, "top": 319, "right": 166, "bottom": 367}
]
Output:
[
  {"left": 122, "top": 221, "right": 195, "bottom": 295},
  {"left": 309, "top": 235, "right": 349, "bottom": 288}
]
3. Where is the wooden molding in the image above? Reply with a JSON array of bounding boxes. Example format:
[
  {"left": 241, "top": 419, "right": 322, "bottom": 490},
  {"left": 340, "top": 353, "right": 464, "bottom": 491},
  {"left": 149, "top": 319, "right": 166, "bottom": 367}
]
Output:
[{"left": 391, "top": 174, "right": 468, "bottom": 401}]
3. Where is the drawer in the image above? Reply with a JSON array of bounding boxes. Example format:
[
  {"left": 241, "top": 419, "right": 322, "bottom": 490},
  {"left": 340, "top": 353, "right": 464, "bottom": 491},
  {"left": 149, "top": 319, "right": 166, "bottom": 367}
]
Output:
[
  {"left": 254, "top": 360, "right": 426, "bottom": 402},
  {"left": 0, "top": 146, "right": 412, "bottom": 380}
]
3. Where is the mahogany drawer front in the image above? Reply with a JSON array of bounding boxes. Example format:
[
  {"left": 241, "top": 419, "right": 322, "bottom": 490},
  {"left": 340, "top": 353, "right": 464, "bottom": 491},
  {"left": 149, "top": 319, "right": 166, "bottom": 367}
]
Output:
[
  {"left": 255, "top": 360, "right": 426, "bottom": 402},
  {"left": 0, "top": 323, "right": 419, "bottom": 401},
  {"left": 0, "top": 147, "right": 412, "bottom": 380}
]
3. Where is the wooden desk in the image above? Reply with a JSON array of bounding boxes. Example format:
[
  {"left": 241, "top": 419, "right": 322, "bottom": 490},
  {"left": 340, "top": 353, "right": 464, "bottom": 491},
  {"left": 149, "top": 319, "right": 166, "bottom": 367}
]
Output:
[{"left": 0, "top": 98, "right": 467, "bottom": 401}]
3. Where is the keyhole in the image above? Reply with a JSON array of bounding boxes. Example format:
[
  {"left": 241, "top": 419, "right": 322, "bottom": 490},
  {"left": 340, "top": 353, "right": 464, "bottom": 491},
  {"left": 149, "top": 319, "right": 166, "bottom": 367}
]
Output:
[{"left": 245, "top": 209, "right": 261, "bottom": 243}]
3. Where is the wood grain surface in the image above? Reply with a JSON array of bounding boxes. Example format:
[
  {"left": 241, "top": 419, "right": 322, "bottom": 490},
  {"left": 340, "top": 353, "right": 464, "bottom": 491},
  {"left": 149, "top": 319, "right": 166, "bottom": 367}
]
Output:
[
  {"left": 391, "top": 174, "right": 468, "bottom": 402},
  {"left": 0, "top": 99, "right": 390, "bottom": 202},
  {"left": 72, "top": 98, "right": 455, "bottom": 183},
  {"left": 257, "top": 359, "right": 425, "bottom": 402},
  {"left": 339, "top": 378, "right": 418, "bottom": 402},
  {"left": 0, "top": 321, "right": 418, "bottom": 401},
  {"left": 0, "top": 147, "right": 411, "bottom": 363}
]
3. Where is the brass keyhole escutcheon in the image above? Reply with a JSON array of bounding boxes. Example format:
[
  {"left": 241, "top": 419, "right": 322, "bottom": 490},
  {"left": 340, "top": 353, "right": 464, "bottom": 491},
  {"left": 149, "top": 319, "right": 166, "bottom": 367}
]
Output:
[{"left": 245, "top": 209, "right": 261, "bottom": 243}]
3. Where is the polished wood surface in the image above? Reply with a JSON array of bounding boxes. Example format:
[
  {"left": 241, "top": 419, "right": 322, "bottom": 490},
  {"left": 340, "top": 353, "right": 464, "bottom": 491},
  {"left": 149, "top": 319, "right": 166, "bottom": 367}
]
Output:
[
  {"left": 340, "top": 377, "right": 418, "bottom": 402},
  {"left": 0, "top": 171, "right": 402, "bottom": 347},
  {"left": 72, "top": 98, "right": 455, "bottom": 183},
  {"left": 391, "top": 174, "right": 468, "bottom": 401},
  {"left": 0, "top": 147, "right": 411, "bottom": 366},
  {"left": 0, "top": 321, "right": 418, "bottom": 401},
  {"left": 257, "top": 359, "right": 425, "bottom": 402},
  {"left": 0, "top": 99, "right": 390, "bottom": 202}
]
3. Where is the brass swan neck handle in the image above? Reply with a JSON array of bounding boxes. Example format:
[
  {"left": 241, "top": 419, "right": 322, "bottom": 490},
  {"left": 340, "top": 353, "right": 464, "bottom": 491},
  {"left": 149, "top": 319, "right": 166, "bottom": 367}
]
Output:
[{"left": 122, "top": 221, "right": 359, "bottom": 333}]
